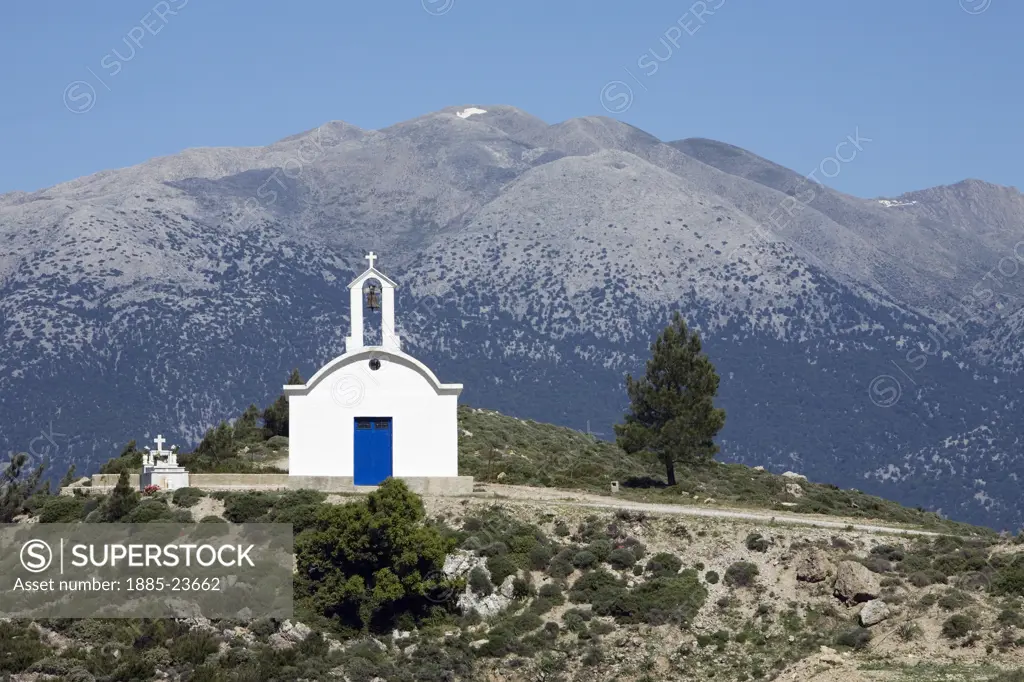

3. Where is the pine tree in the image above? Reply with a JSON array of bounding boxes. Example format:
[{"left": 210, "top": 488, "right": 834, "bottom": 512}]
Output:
[
  {"left": 614, "top": 312, "right": 726, "bottom": 486},
  {"left": 263, "top": 368, "right": 304, "bottom": 438},
  {"left": 103, "top": 469, "right": 139, "bottom": 521}
]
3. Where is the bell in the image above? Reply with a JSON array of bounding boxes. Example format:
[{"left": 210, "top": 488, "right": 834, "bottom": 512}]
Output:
[{"left": 365, "top": 283, "right": 381, "bottom": 312}]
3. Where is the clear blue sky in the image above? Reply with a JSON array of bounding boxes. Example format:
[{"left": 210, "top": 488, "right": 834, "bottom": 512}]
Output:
[{"left": 1, "top": 0, "right": 1019, "bottom": 198}]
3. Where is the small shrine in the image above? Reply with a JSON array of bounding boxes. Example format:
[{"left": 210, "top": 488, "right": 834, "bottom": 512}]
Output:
[{"left": 140, "top": 434, "right": 190, "bottom": 491}]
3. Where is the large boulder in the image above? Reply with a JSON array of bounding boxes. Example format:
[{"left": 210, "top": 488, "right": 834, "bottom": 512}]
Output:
[
  {"left": 795, "top": 550, "right": 831, "bottom": 583},
  {"left": 833, "top": 561, "right": 880, "bottom": 603},
  {"left": 858, "top": 600, "right": 891, "bottom": 627}
]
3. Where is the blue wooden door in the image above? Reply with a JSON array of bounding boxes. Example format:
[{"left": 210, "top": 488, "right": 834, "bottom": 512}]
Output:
[{"left": 354, "top": 417, "right": 393, "bottom": 485}]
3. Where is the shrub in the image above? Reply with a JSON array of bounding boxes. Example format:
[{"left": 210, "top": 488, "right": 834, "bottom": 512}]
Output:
[
  {"left": 607, "top": 572, "right": 707, "bottom": 626},
  {"left": 909, "top": 570, "right": 947, "bottom": 587},
  {"left": 487, "top": 554, "right": 520, "bottom": 586},
  {"left": 871, "top": 544, "right": 906, "bottom": 562},
  {"left": 528, "top": 544, "right": 554, "bottom": 570},
  {"left": 942, "top": 614, "right": 977, "bottom": 639},
  {"left": 38, "top": 496, "right": 85, "bottom": 523},
  {"left": 607, "top": 548, "right": 637, "bottom": 570},
  {"left": 169, "top": 630, "right": 220, "bottom": 665},
  {"left": 646, "top": 552, "right": 683, "bottom": 577},
  {"left": 938, "top": 589, "right": 972, "bottom": 611},
  {"left": 570, "top": 570, "right": 625, "bottom": 605},
  {"left": 997, "top": 607, "right": 1024, "bottom": 628},
  {"left": 222, "top": 491, "right": 272, "bottom": 523},
  {"left": 481, "top": 541, "right": 509, "bottom": 558},
  {"left": 554, "top": 520, "right": 570, "bottom": 537},
  {"left": 705, "top": 570, "right": 720, "bottom": 585},
  {"left": 725, "top": 561, "right": 759, "bottom": 588},
  {"left": 587, "top": 539, "right": 613, "bottom": 562},
  {"left": 124, "top": 499, "right": 175, "bottom": 524},
  {"left": 172, "top": 487, "right": 205, "bottom": 508},
  {"left": 835, "top": 626, "right": 872, "bottom": 650},
  {"left": 572, "top": 550, "right": 599, "bottom": 570},
  {"left": 538, "top": 583, "right": 564, "bottom": 601},
  {"left": 622, "top": 537, "right": 647, "bottom": 560},
  {"left": 745, "top": 533, "right": 770, "bottom": 552},
  {"left": 293, "top": 479, "right": 460, "bottom": 632},
  {"left": 896, "top": 622, "right": 923, "bottom": 642},
  {"left": 547, "top": 560, "right": 574, "bottom": 580},
  {"left": 512, "top": 576, "right": 533, "bottom": 600},
  {"left": 632, "top": 565, "right": 643, "bottom": 576},
  {"left": 469, "top": 566, "right": 494, "bottom": 596},
  {"left": 0, "top": 622, "right": 48, "bottom": 673},
  {"left": 993, "top": 559, "right": 1024, "bottom": 597}
]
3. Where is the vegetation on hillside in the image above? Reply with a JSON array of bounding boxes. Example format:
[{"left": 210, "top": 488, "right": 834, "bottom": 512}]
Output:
[{"left": 3, "top": 480, "right": 1024, "bottom": 680}]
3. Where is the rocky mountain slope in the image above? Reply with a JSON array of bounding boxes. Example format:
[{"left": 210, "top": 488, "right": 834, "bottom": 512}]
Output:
[{"left": 2, "top": 105, "right": 1024, "bottom": 528}]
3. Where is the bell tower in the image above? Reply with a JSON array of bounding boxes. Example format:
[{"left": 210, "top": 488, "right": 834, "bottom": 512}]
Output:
[{"left": 346, "top": 252, "right": 400, "bottom": 353}]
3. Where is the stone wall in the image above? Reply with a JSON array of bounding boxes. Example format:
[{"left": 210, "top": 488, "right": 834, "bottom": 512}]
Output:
[{"left": 64, "top": 474, "right": 473, "bottom": 496}]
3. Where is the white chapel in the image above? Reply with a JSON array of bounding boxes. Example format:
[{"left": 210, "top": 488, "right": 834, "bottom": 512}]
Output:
[{"left": 283, "top": 252, "right": 472, "bottom": 494}]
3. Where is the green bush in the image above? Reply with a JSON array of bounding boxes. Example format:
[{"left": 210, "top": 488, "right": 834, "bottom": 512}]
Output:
[
  {"left": 835, "top": 626, "right": 872, "bottom": 650},
  {"left": 937, "top": 589, "right": 972, "bottom": 611},
  {"left": 993, "top": 559, "right": 1024, "bottom": 597},
  {"left": 481, "top": 541, "right": 509, "bottom": 557},
  {"left": 632, "top": 564, "right": 643, "bottom": 576},
  {"left": 604, "top": 573, "right": 707, "bottom": 626},
  {"left": 908, "top": 569, "right": 947, "bottom": 587},
  {"left": 587, "top": 539, "right": 613, "bottom": 562},
  {"left": 547, "top": 560, "right": 574, "bottom": 580},
  {"left": 487, "top": 554, "right": 520, "bottom": 586},
  {"left": 294, "top": 479, "right": 460, "bottom": 632},
  {"left": 171, "top": 487, "right": 205, "bottom": 508},
  {"left": 725, "top": 561, "right": 759, "bottom": 588},
  {"left": 0, "top": 622, "right": 48, "bottom": 673},
  {"left": 607, "top": 548, "right": 637, "bottom": 570},
  {"left": 646, "top": 552, "right": 683, "bottom": 577},
  {"left": 871, "top": 544, "right": 905, "bottom": 561},
  {"left": 124, "top": 499, "right": 174, "bottom": 523},
  {"left": 705, "top": 570, "right": 720, "bottom": 585},
  {"left": 537, "top": 583, "right": 564, "bottom": 606},
  {"left": 222, "top": 491, "right": 272, "bottom": 523},
  {"left": 528, "top": 544, "right": 554, "bottom": 570},
  {"left": 199, "top": 515, "right": 226, "bottom": 523},
  {"left": 896, "top": 622, "right": 922, "bottom": 642},
  {"left": 941, "top": 613, "right": 977, "bottom": 639},
  {"left": 569, "top": 569, "right": 625, "bottom": 605},
  {"left": 745, "top": 533, "right": 770, "bottom": 552},
  {"left": 572, "top": 550, "right": 599, "bottom": 570},
  {"left": 997, "top": 607, "right": 1024, "bottom": 628},
  {"left": 169, "top": 630, "right": 220, "bottom": 665},
  {"left": 38, "top": 496, "right": 85, "bottom": 523},
  {"left": 469, "top": 566, "right": 494, "bottom": 596}
]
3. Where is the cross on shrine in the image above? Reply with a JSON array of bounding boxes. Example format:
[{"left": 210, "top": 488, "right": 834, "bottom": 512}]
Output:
[
  {"left": 365, "top": 252, "right": 377, "bottom": 269},
  {"left": 153, "top": 434, "right": 168, "bottom": 456}
]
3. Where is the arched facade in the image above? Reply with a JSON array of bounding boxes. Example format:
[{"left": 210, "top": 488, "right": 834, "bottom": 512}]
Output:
[{"left": 284, "top": 253, "right": 470, "bottom": 493}]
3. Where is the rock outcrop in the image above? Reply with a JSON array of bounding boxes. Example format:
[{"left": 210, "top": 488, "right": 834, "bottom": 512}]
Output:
[{"left": 833, "top": 561, "right": 880, "bottom": 603}]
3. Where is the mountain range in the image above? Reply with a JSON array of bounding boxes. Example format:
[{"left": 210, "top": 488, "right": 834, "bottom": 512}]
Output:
[{"left": 2, "top": 104, "right": 1023, "bottom": 529}]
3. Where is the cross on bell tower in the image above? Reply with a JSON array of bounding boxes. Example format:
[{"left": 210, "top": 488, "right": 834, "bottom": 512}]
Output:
[{"left": 365, "top": 252, "right": 377, "bottom": 269}]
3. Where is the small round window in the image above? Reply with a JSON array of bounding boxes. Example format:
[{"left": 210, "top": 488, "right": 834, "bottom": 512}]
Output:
[{"left": 369, "top": 358, "right": 381, "bottom": 371}]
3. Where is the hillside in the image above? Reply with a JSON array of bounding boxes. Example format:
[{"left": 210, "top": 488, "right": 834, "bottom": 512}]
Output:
[
  {"left": 4, "top": 104, "right": 1024, "bottom": 531},
  {"left": 5, "top": 406, "right": 1023, "bottom": 680}
]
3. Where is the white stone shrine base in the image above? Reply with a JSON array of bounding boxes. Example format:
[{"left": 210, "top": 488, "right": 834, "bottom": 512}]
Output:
[{"left": 62, "top": 474, "right": 475, "bottom": 497}]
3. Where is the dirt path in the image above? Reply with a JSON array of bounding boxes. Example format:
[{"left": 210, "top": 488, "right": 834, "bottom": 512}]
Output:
[{"left": 445, "top": 484, "right": 945, "bottom": 537}]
